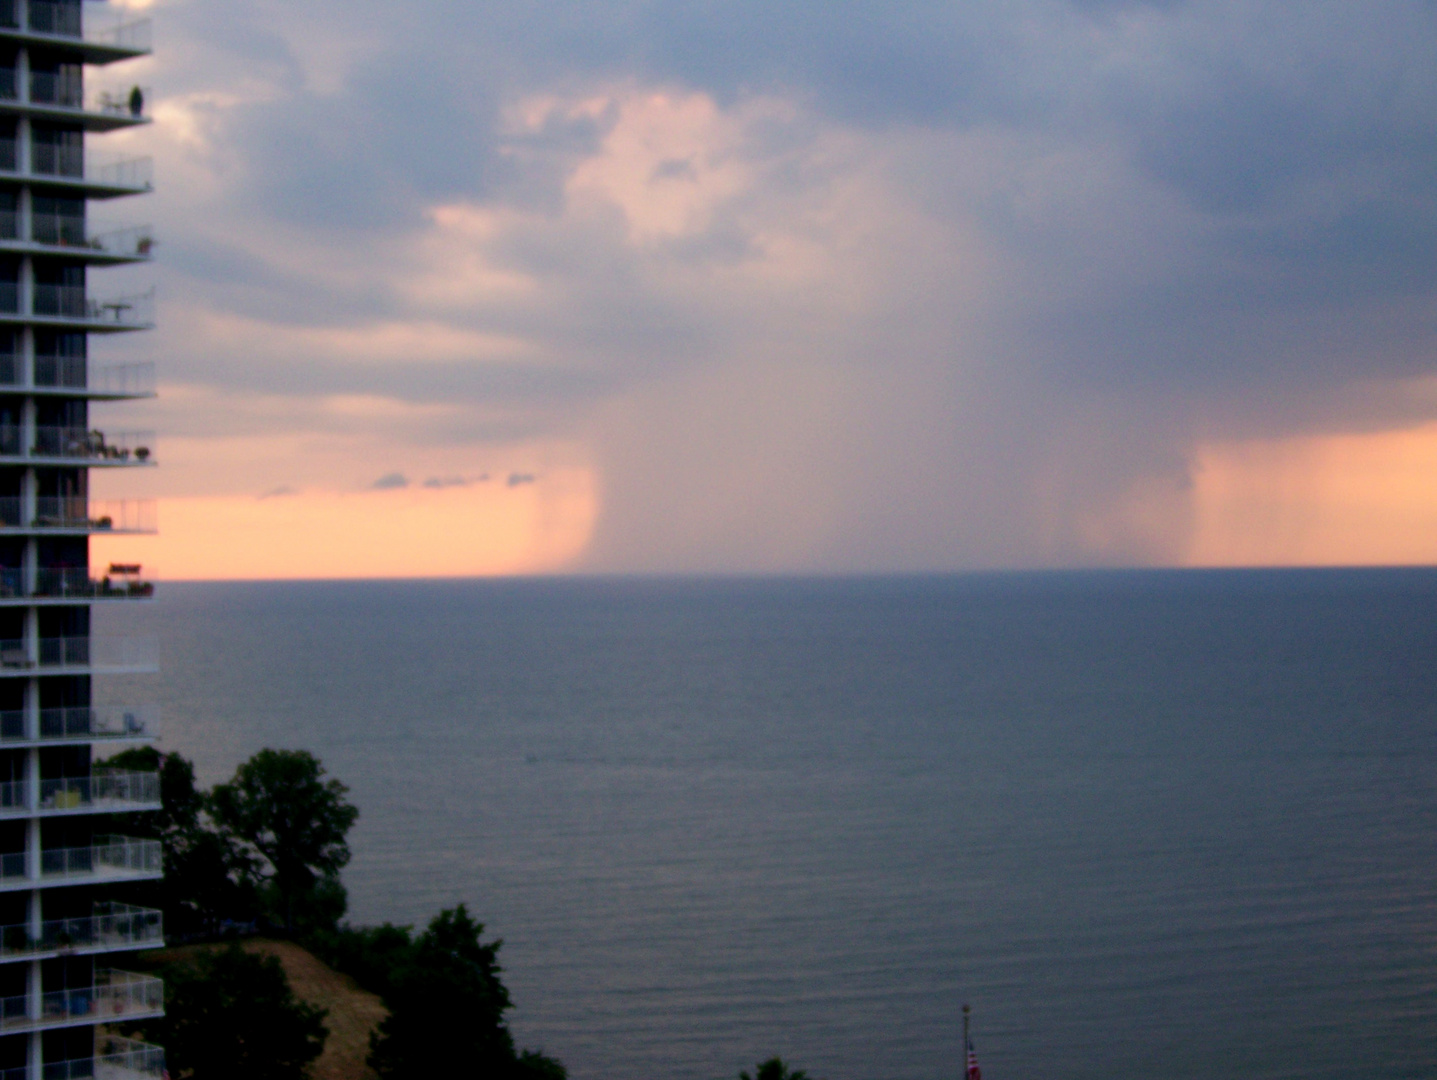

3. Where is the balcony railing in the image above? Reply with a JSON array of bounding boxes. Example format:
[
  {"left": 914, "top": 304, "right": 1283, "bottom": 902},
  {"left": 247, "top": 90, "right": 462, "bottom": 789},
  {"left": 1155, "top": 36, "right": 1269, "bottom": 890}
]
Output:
[
  {"left": 40, "top": 1037, "right": 167, "bottom": 1080},
  {"left": 44, "top": 770, "right": 160, "bottom": 810},
  {"left": 0, "top": 771, "right": 159, "bottom": 815},
  {"left": 0, "top": 565, "right": 157, "bottom": 600},
  {"left": 37, "top": 836, "right": 163, "bottom": 880},
  {"left": 0, "top": 425, "right": 155, "bottom": 461},
  {"left": 0, "top": 970, "right": 163, "bottom": 1032},
  {"left": 25, "top": 285, "right": 155, "bottom": 327},
  {"left": 0, "top": 66, "right": 149, "bottom": 119},
  {"left": 0, "top": 356, "right": 156, "bottom": 395},
  {"left": 0, "top": 498, "right": 156, "bottom": 532},
  {"left": 0, "top": 636, "right": 157, "bottom": 670},
  {"left": 15, "top": 215, "right": 155, "bottom": 259},
  {"left": 4, "top": 141, "right": 155, "bottom": 189},
  {"left": 0, "top": 704, "right": 155, "bottom": 742},
  {"left": 0, "top": 903, "right": 163, "bottom": 960},
  {"left": 16, "top": 0, "right": 153, "bottom": 52},
  {"left": 0, "top": 836, "right": 162, "bottom": 883}
]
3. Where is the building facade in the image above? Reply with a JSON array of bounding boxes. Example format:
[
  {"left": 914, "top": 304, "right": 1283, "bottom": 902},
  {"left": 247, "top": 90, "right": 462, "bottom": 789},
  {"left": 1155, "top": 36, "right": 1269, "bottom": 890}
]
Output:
[{"left": 0, "top": 2, "right": 164, "bottom": 1078}]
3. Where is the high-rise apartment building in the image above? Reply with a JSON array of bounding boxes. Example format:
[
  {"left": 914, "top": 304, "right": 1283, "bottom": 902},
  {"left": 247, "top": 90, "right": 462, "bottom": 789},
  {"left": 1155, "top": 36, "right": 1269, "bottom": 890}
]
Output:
[{"left": 0, "top": 1, "right": 165, "bottom": 1078}]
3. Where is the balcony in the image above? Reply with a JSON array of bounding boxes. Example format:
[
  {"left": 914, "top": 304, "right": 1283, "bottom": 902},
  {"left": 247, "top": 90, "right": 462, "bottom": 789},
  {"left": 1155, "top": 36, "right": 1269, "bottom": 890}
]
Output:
[
  {"left": 0, "top": 835, "right": 162, "bottom": 889},
  {"left": 0, "top": 903, "right": 163, "bottom": 961},
  {"left": 0, "top": 498, "right": 157, "bottom": 534},
  {"left": 0, "top": 636, "right": 158, "bottom": 675},
  {"left": 35, "top": 1038, "right": 167, "bottom": 1080},
  {"left": 0, "top": 425, "right": 155, "bottom": 464},
  {"left": 0, "top": 565, "right": 156, "bottom": 604},
  {"left": 0, "top": 970, "right": 163, "bottom": 1034},
  {"left": 0, "top": 770, "right": 160, "bottom": 816},
  {"left": 0, "top": 67, "right": 150, "bottom": 131},
  {"left": 0, "top": 704, "right": 156, "bottom": 744},
  {"left": 0, "top": 284, "right": 155, "bottom": 331},
  {"left": 0, "top": 356, "right": 156, "bottom": 398},
  {"left": 0, "top": 210, "right": 154, "bottom": 262},
  {"left": 0, "top": 139, "right": 154, "bottom": 196},
  {"left": 0, "top": 0, "right": 153, "bottom": 63}
]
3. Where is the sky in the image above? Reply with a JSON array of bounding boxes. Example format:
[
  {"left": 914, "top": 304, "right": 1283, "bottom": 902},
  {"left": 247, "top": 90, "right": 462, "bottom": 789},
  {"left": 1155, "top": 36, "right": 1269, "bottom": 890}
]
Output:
[{"left": 86, "top": 0, "right": 1437, "bottom": 577}]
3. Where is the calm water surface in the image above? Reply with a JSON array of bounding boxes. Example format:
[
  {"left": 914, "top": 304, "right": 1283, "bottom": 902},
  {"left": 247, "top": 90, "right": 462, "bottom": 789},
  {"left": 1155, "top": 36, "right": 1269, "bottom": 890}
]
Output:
[{"left": 99, "top": 572, "right": 1437, "bottom": 1079}]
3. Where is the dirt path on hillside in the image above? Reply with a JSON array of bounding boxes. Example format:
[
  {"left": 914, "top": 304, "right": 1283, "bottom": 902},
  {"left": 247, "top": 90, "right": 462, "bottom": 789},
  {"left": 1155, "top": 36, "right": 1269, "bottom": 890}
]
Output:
[
  {"left": 148, "top": 939, "right": 387, "bottom": 1080},
  {"left": 243, "top": 940, "right": 387, "bottom": 1080}
]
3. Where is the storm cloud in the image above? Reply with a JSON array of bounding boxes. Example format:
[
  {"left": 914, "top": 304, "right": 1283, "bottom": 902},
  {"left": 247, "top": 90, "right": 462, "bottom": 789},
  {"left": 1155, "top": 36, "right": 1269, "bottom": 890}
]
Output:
[{"left": 116, "top": 0, "right": 1437, "bottom": 568}]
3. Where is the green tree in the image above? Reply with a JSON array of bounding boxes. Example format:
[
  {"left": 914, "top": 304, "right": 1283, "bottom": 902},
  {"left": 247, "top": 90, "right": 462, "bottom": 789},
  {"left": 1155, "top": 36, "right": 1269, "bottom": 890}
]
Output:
[
  {"left": 740, "top": 1059, "right": 810, "bottom": 1080},
  {"left": 367, "top": 905, "right": 565, "bottom": 1080},
  {"left": 210, "top": 749, "right": 359, "bottom": 933},
  {"left": 133, "top": 944, "right": 327, "bottom": 1080},
  {"left": 103, "top": 747, "right": 257, "bottom": 937}
]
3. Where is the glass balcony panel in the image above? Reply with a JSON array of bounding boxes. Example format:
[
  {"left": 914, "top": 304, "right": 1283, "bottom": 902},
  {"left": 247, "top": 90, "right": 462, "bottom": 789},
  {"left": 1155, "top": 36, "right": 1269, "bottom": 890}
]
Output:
[
  {"left": 28, "top": 0, "right": 81, "bottom": 38},
  {"left": 28, "top": 216, "right": 154, "bottom": 258},
  {"left": 28, "top": 69, "right": 83, "bottom": 109},
  {"left": 30, "top": 285, "right": 154, "bottom": 326},
  {"left": 0, "top": 704, "right": 154, "bottom": 741},
  {"left": 32, "top": 565, "right": 158, "bottom": 600},
  {"left": 30, "top": 212, "right": 86, "bottom": 247},
  {"left": 39, "top": 771, "right": 159, "bottom": 811},
  {"left": 32, "top": 497, "right": 157, "bottom": 531},
  {"left": 0, "top": 210, "right": 15, "bottom": 241},
  {"left": 0, "top": 282, "right": 16, "bottom": 314},
  {"left": 30, "top": 142, "right": 83, "bottom": 178},
  {"left": 29, "top": 427, "right": 155, "bottom": 462},
  {"left": 0, "top": 69, "right": 15, "bottom": 102}
]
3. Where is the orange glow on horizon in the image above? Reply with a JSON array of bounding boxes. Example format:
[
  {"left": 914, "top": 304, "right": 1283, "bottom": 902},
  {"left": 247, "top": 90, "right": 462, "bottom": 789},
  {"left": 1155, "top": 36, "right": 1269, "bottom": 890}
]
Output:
[
  {"left": 1187, "top": 421, "right": 1437, "bottom": 567},
  {"left": 90, "top": 472, "right": 599, "bottom": 580}
]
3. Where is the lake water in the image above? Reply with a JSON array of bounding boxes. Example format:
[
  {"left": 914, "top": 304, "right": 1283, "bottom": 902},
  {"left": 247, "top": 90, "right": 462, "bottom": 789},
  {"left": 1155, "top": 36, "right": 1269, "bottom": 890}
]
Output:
[{"left": 98, "top": 572, "right": 1437, "bottom": 1079}]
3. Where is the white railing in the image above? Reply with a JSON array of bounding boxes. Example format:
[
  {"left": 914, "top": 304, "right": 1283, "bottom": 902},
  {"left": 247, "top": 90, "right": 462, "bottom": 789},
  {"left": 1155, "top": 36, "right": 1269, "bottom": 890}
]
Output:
[
  {"left": 41, "top": 1037, "right": 166, "bottom": 1080},
  {"left": 0, "top": 970, "right": 162, "bottom": 1031},
  {"left": 0, "top": 636, "right": 158, "bottom": 671},
  {"left": 0, "top": 704, "right": 155, "bottom": 742},
  {"left": 27, "top": 285, "right": 155, "bottom": 327},
  {"left": 0, "top": 356, "right": 157, "bottom": 395},
  {"left": 40, "top": 771, "right": 160, "bottom": 811},
  {"left": 0, "top": 903, "right": 163, "bottom": 959},
  {"left": 12, "top": 565, "right": 158, "bottom": 600},
  {"left": 0, "top": 426, "right": 156, "bottom": 461},
  {"left": 7, "top": 142, "right": 154, "bottom": 190},
  {"left": 0, "top": 498, "right": 156, "bottom": 531},
  {"left": 25, "top": 215, "right": 154, "bottom": 259},
  {"left": 38, "top": 836, "right": 162, "bottom": 880},
  {"left": 0, "top": 773, "right": 159, "bottom": 814}
]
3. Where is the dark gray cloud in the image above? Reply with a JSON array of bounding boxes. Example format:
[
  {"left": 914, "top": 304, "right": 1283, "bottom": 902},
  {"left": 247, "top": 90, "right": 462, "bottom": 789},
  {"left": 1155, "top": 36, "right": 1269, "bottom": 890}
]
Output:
[
  {"left": 134, "top": 0, "right": 1437, "bottom": 567},
  {"left": 370, "top": 473, "right": 409, "bottom": 490}
]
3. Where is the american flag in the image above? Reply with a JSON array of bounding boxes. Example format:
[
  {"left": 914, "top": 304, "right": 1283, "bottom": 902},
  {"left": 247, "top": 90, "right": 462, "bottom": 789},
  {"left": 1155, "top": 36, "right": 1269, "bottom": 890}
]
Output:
[{"left": 966, "top": 1037, "right": 982, "bottom": 1080}]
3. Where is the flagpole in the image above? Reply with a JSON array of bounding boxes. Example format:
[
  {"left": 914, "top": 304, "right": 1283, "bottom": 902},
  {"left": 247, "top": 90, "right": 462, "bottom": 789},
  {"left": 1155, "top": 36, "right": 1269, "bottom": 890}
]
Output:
[{"left": 962, "top": 1002, "right": 970, "bottom": 1069}]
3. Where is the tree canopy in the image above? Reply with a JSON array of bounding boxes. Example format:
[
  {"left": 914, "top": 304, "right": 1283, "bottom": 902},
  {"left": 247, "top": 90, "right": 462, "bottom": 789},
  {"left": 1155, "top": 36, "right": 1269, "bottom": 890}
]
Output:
[
  {"left": 134, "top": 944, "right": 327, "bottom": 1080},
  {"left": 210, "top": 749, "right": 359, "bottom": 932},
  {"left": 366, "top": 906, "right": 566, "bottom": 1080},
  {"left": 740, "top": 1058, "right": 810, "bottom": 1080}
]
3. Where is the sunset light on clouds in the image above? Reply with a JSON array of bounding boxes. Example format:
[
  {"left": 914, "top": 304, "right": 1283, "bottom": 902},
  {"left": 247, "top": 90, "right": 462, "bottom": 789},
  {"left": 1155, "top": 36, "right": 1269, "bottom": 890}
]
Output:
[{"left": 97, "top": 0, "right": 1437, "bottom": 576}]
